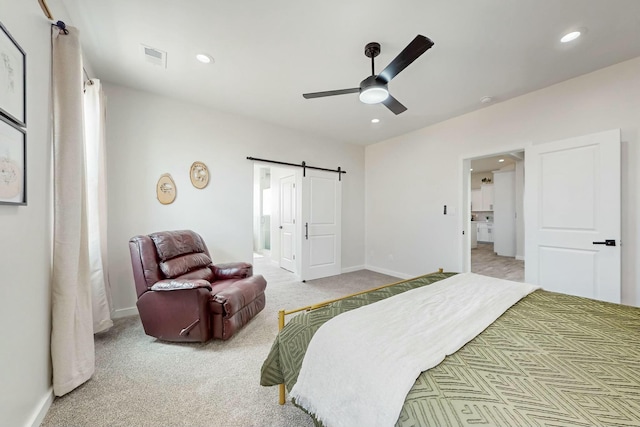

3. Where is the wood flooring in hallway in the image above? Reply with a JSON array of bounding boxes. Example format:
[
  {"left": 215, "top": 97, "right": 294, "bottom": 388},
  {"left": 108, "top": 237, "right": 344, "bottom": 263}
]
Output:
[{"left": 471, "top": 242, "right": 524, "bottom": 282}]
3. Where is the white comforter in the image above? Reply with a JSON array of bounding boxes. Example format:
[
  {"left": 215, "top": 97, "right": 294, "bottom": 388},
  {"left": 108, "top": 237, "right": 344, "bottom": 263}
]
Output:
[{"left": 289, "top": 273, "right": 540, "bottom": 427}]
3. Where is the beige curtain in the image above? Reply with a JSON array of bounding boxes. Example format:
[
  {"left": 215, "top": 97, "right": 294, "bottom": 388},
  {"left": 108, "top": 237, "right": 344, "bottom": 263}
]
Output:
[
  {"left": 84, "top": 79, "right": 113, "bottom": 334},
  {"left": 51, "top": 25, "right": 94, "bottom": 397}
]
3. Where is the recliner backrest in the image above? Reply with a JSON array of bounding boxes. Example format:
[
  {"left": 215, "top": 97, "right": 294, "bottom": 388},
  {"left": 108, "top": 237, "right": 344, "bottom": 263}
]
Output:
[{"left": 129, "top": 230, "right": 215, "bottom": 298}]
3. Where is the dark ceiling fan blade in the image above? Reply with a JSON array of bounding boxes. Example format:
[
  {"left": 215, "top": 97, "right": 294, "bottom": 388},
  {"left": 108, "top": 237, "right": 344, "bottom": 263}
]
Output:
[
  {"left": 382, "top": 95, "right": 407, "bottom": 115},
  {"left": 377, "top": 35, "right": 434, "bottom": 84},
  {"left": 302, "top": 88, "right": 360, "bottom": 99}
]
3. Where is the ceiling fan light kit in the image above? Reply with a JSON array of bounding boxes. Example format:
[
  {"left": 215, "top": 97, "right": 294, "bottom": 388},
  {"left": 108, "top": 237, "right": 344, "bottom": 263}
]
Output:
[
  {"left": 302, "top": 35, "right": 434, "bottom": 115},
  {"left": 359, "top": 76, "right": 389, "bottom": 104}
]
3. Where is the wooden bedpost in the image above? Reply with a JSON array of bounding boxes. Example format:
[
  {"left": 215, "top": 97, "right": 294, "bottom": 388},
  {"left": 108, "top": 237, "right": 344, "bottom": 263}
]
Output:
[
  {"left": 439, "top": 268, "right": 443, "bottom": 273},
  {"left": 278, "top": 310, "right": 286, "bottom": 405}
]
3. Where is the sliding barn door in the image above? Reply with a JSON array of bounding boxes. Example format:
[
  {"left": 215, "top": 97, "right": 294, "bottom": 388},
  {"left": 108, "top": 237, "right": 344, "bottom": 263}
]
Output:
[
  {"left": 525, "top": 129, "right": 620, "bottom": 303},
  {"left": 300, "top": 169, "right": 342, "bottom": 281}
]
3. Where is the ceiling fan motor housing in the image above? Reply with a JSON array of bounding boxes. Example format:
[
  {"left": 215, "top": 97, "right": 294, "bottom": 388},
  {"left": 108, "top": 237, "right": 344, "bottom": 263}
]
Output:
[{"left": 364, "top": 42, "right": 381, "bottom": 58}]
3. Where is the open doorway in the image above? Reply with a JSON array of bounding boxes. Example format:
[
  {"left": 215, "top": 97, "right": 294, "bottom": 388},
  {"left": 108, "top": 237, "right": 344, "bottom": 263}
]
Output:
[
  {"left": 252, "top": 164, "right": 299, "bottom": 274},
  {"left": 468, "top": 151, "right": 525, "bottom": 281},
  {"left": 253, "top": 166, "right": 272, "bottom": 259}
]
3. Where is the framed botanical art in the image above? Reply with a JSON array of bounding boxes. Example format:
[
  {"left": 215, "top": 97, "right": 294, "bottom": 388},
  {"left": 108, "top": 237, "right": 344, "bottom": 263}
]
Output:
[
  {"left": 0, "top": 21, "right": 26, "bottom": 127},
  {"left": 0, "top": 115, "right": 26, "bottom": 205}
]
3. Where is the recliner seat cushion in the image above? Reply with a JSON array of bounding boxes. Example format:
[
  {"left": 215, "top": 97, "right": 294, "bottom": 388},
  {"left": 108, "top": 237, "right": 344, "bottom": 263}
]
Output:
[{"left": 159, "top": 252, "right": 212, "bottom": 278}]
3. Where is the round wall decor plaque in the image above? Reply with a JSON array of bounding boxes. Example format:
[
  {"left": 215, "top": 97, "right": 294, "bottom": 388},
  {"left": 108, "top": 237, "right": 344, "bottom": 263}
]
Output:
[
  {"left": 156, "top": 173, "right": 177, "bottom": 204},
  {"left": 190, "top": 161, "right": 209, "bottom": 189}
]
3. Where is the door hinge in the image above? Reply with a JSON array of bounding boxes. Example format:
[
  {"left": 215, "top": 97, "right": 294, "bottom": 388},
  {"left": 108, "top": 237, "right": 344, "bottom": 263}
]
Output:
[
  {"left": 293, "top": 218, "right": 295, "bottom": 224},
  {"left": 293, "top": 254, "right": 296, "bottom": 260}
]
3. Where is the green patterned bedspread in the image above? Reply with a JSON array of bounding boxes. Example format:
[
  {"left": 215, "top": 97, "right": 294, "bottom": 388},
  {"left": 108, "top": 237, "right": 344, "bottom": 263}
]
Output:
[{"left": 260, "top": 272, "right": 640, "bottom": 426}]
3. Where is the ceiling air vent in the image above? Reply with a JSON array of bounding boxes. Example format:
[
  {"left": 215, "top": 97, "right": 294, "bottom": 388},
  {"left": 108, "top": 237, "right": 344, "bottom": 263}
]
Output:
[{"left": 141, "top": 44, "right": 167, "bottom": 68}]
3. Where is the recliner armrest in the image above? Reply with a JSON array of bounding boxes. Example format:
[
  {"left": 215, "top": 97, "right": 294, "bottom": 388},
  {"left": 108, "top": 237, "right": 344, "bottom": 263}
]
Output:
[
  {"left": 212, "top": 262, "right": 253, "bottom": 280},
  {"left": 211, "top": 275, "right": 267, "bottom": 315},
  {"left": 150, "top": 279, "right": 212, "bottom": 292}
]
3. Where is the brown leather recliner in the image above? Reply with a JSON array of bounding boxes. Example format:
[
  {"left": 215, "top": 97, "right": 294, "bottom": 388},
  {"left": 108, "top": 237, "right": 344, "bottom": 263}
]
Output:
[{"left": 128, "top": 230, "right": 267, "bottom": 342}]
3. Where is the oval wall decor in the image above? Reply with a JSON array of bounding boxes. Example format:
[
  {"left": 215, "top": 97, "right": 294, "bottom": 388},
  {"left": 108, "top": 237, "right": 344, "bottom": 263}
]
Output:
[
  {"left": 156, "top": 173, "right": 176, "bottom": 204},
  {"left": 190, "top": 161, "right": 209, "bottom": 189}
]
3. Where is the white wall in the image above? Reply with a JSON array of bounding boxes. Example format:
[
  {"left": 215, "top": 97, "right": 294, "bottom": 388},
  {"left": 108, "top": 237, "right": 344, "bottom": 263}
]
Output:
[
  {"left": 0, "top": 2, "right": 55, "bottom": 426},
  {"left": 104, "top": 83, "right": 366, "bottom": 314},
  {"left": 366, "top": 56, "right": 640, "bottom": 306}
]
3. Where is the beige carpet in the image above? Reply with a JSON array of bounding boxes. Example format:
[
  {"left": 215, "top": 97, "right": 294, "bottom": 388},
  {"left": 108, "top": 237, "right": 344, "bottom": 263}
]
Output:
[{"left": 41, "top": 259, "right": 399, "bottom": 427}]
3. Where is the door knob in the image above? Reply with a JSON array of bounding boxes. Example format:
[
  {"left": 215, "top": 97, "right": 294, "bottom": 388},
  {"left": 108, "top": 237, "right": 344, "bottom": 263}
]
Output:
[
  {"left": 279, "top": 226, "right": 283, "bottom": 229},
  {"left": 592, "top": 239, "right": 616, "bottom": 246}
]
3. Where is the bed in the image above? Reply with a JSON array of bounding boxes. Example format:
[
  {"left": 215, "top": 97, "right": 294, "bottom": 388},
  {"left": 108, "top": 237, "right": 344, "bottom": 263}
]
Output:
[{"left": 260, "top": 271, "right": 640, "bottom": 427}]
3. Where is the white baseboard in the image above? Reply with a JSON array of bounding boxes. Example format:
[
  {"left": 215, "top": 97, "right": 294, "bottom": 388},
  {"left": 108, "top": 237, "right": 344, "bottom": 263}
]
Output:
[
  {"left": 364, "top": 265, "right": 412, "bottom": 280},
  {"left": 516, "top": 255, "right": 524, "bottom": 261},
  {"left": 341, "top": 265, "right": 365, "bottom": 274},
  {"left": 28, "top": 387, "right": 53, "bottom": 427},
  {"left": 112, "top": 306, "right": 138, "bottom": 319}
]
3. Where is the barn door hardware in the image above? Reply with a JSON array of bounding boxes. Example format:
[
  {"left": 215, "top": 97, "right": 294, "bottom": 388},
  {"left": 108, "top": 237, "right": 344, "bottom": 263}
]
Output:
[{"left": 246, "top": 156, "right": 346, "bottom": 180}]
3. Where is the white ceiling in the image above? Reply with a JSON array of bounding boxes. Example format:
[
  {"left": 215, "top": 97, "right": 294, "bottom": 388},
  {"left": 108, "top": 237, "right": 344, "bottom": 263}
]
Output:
[
  {"left": 471, "top": 153, "right": 521, "bottom": 173},
  {"left": 58, "top": 0, "right": 640, "bottom": 145}
]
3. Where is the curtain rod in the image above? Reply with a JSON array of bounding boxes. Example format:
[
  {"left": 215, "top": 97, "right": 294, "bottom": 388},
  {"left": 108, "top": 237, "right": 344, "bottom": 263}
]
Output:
[
  {"left": 39, "top": 0, "right": 69, "bottom": 34},
  {"left": 38, "top": 0, "right": 54, "bottom": 20},
  {"left": 38, "top": 0, "right": 92, "bottom": 82},
  {"left": 246, "top": 157, "right": 346, "bottom": 181}
]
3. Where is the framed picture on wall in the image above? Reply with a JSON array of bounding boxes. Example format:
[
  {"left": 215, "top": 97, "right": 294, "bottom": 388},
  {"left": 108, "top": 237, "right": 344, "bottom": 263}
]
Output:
[
  {"left": 0, "top": 21, "right": 26, "bottom": 127},
  {"left": 0, "top": 115, "right": 26, "bottom": 205}
]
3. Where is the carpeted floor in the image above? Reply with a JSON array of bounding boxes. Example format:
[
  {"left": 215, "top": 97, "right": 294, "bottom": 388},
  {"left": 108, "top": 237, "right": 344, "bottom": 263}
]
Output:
[{"left": 40, "top": 259, "right": 399, "bottom": 427}]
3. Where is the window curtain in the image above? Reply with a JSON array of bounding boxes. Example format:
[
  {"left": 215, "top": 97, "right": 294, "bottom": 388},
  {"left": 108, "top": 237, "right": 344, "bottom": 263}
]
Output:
[
  {"left": 84, "top": 79, "right": 113, "bottom": 334},
  {"left": 51, "top": 24, "right": 112, "bottom": 396}
]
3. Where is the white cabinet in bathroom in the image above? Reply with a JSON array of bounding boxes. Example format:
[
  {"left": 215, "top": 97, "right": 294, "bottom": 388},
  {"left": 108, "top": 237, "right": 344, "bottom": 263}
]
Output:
[
  {"left": 493, "top": 170, "right": 516, "bottom": 256},
  {"left": 477, "top": 222, "right": 494, "bottom": 242},
  {"left": 471, "top": 184, "right": 494, "bottom": 211},
  {"left": 471, "top": 190, "right": 482, "bottom": 211},
  {"left": 481, "top": 184, "right": 494, "bottom": 211}
]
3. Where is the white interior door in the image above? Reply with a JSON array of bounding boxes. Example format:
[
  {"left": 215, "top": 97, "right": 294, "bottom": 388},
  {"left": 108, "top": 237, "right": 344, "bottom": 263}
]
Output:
[
  {"left": 525, "top": 129, "right": 620, "bottom": 303},
  {"left": 279, "top": 174, "right": 296, "bottom": 273},
  {"left": 301, "top": 169, "right": 341, "bottom": 281}
]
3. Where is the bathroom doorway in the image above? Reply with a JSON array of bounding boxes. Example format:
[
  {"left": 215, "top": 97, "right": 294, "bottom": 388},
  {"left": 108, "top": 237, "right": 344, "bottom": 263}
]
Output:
[{"left": 468, "top": 152, "right": 525, "bottom": 281}]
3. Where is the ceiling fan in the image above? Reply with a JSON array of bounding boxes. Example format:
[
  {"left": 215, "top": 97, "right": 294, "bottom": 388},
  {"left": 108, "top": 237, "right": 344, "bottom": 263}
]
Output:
[{"left": 302, "top": 35, "right": 434, "bottom": 115}]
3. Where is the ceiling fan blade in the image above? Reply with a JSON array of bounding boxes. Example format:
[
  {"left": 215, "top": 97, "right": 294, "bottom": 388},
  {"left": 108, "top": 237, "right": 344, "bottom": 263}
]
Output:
[
  {"left": 377, "top": 35, "right": 434, "bottom": 84},
  {"left": 303, "top": 88, "right": 359, "bottom": 99},
  {"left": 382, "top": 95, "right": 407, "bottom": 115}
]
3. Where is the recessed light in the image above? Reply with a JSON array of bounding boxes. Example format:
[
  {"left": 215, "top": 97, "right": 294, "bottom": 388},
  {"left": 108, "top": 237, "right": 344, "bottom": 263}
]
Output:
[
  {"left": 371, "top": 118, "right": 380, "bottom": 124},
  {"left": 480, "top": 96, "right": 493, "bottom": 104},
  {"left": 196, "top": 53, "right": 213, "bottom": 64},
  {"left": 498, "top": 159, "right": 505, "bottom": 163},
  {"left": 560, "top": 31, "right": 581, "bottom": 43}
]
